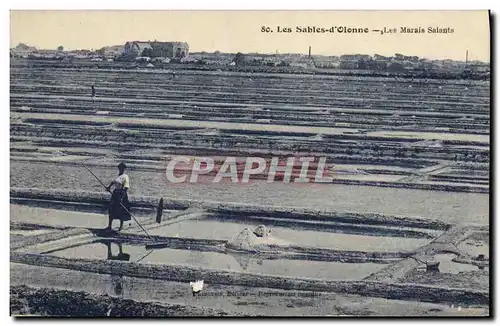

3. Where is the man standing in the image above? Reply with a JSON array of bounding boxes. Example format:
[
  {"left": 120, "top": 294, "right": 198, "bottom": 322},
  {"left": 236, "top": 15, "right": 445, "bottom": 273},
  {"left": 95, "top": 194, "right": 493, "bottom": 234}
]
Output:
[
  {"left": 106, "top": 163, "right": 131, "bottom": 231},
  {"left": 91, "top": 85, "right": 96, "bottom": 103}
]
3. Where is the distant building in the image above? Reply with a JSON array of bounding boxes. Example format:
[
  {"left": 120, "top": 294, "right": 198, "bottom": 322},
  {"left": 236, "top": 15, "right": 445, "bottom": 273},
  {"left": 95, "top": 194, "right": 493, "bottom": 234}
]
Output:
[
  {"left": 67, "top": 49, "right": 94, "bottom": 59},
  {"left": 289, "top": 58, "right": 314, "bottom": 69},
  {"left": 339, "top": 61, "right": 358, "bottom": 69},
  {"left": 387, "top": 62, "right": 406, "bottom": 72},
  {"left": 262, "top": 58, "right": 280, "bottom": 66},
  {"left": 180, "top": 56, "right": 197, "bottom": 63},
  {"left": 373, "top": 54, "right": 390, "bottom": 61},
  {"left": 123, "top": 41, "right": 152, "bottom": 57},
  {"left": 471, "top": 65, "right": 490, "bottom": 73},
  {"left": 369, "top": 60, "right": 388, "bottom": 70},
  {"left": 98, "top": 45, "right": 124, "bottom": 57},
  {"left": 340, "top": 54, "right": 372, "bottom": 61},
  {"left": 338, "top": 54, "right": 372, "bottom": 70},
  {"left": 11, "top": 43, "right": 37, "bottom": 58},
  {"left": 135, "top": 56, "right": 151, "bottom": 63},
  {"left": 123, "top": 41, "right": 189, "bottom": 59},
  {"left": 394, "top": 53, "right": 419, "bottom": 62},
  {"left": 151, "top": 41, "right": 189, "bottom": 59}
]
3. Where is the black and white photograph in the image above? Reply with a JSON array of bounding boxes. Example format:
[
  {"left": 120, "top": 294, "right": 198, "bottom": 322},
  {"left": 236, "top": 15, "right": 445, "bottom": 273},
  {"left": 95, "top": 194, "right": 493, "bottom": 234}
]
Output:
[{"left": 8, "top": 9, "right": 491, "bottom": 317}]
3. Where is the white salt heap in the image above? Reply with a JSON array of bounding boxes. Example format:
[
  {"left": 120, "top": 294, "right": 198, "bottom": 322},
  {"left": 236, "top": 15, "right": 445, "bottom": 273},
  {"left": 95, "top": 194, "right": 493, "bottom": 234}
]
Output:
[
  {"left": 253, "top": 225, "right": 271, "bottom": 237},
  {"left": 228, "top": 228, "right": 256, "bottom": 251},
  {"left": 227, "top": 226, "right": 287, "bottom": 251}
]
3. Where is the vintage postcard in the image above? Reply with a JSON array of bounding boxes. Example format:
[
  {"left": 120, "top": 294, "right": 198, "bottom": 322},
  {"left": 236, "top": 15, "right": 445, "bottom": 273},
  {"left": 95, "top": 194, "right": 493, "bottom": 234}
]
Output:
[{"left": 9, "top": 10, "right": 490, "bottom": 317}]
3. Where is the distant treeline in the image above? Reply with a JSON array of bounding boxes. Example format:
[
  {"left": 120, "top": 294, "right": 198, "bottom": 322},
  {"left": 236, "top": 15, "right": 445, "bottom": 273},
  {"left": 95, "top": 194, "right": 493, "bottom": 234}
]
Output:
[{"left": 10, "top": 58, "right": 490, "bottom": 81}]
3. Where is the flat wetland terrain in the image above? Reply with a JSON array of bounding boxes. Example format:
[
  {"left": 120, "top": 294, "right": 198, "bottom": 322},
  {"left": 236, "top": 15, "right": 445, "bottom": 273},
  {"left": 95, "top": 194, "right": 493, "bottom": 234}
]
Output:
[{"left": 10, "top": 59, "right": 490, "bottom": 316}]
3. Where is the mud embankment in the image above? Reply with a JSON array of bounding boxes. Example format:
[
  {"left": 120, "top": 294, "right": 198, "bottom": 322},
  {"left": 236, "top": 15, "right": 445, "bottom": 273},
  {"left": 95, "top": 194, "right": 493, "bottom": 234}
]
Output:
[
  {"left": 11, "top": 228, "right": 90, "bottom": 251},
  {"left": 10, "top": 187, "right": 452, "bottom": 231},
  {"left": 10, "top": 59, "right": 490, "bottom": 80},
  {"left": 36, "top": 231, "right": 410, "bottom": 264},
  {"left": 11, "top": 221, "right": 411, "bottom": 264},
  {"left": 11, "top": 252, "right": 488, "bottom": 306}
]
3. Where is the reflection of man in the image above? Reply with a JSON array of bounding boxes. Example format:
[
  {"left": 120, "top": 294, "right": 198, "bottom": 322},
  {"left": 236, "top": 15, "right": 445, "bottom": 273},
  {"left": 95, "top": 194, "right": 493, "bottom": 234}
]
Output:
[
  {"left": 112, "top": 275, "right": 123, "bottom": 296},
  {"left": 104, "top": 240, "right": 131, "bottom": 262},
  {"left": 103, "top": 240, "right": 129, "bottom": 305}
]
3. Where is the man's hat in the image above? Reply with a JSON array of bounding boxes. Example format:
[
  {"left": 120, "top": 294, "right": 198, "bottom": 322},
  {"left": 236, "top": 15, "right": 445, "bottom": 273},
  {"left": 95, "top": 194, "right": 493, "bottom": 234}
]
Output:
[{"left": 118, "top": 162, "right": 127, "bottom": 169}]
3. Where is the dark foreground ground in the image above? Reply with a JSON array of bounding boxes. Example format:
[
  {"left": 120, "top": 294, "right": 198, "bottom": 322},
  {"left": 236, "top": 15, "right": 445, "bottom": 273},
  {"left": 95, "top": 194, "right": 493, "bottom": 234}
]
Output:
[{"left": 10, "top": 285, "right": 234, "bottom": 317}]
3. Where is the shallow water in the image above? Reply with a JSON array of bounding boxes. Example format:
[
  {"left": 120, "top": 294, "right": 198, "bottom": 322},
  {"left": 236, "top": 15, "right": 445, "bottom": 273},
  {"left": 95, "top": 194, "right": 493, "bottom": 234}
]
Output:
[
  {"left": 10, "top": 204, "right": 113, "bottom": 229},
  {"left": 150, "top": 219, "right": 430, "bottom": 252},
  {"left": 433, "top": 254, "right": 483, "bottom": 274},
  {"left": 457, "top": 238, "right": 489, "bottom": 259},
  {"left": 10, "top": 229, "right": 54, "bottom": 237},
  {"left": 9, "top": 203, "right": 430, "bottom": 252},
  {"left": 47, "top": 241, "right": 386, "bottom": 280},
  {"left": 10, "top": 162, "right": 489, "bottom": 225}
]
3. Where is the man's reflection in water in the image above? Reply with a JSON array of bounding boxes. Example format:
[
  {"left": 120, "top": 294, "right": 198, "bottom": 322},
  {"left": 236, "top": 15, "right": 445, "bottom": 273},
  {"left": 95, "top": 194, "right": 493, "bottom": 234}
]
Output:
[
  {"left": 113, "top": 276, "right": 123, "bottom": 296},
  {"left": 102, "top": 240, "right": 130, "bottom": 297},
  {"left": 104, "top": 240, "right": 131, "bottom": 262}
]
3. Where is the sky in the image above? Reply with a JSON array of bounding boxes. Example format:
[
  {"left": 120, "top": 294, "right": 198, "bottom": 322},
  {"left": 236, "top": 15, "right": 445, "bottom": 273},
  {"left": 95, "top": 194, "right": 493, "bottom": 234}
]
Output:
[{"left": 10, "top": 10, "right": 490, "bottom": 61}]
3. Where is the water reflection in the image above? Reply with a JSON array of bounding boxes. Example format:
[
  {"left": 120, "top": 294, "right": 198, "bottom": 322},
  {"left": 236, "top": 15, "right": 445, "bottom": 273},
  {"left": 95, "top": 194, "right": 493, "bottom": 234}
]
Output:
[
  {"left": 228, "top": 252, "right": 263, "bottom": 270},
  {"left": 112, "top": 275, "right": 123, "bottom": 296},
  {"left": 101, "top": 240, "right": 129, "bottom": 298},
  {"left": 102, "top": 240, "right": 131, "bottom": 262}
]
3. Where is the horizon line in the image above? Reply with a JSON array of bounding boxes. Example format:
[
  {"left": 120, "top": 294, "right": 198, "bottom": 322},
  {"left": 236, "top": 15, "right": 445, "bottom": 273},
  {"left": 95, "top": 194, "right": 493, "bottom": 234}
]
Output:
[{"left": 11, "top": 42, "right": 490, "bottom": 63}]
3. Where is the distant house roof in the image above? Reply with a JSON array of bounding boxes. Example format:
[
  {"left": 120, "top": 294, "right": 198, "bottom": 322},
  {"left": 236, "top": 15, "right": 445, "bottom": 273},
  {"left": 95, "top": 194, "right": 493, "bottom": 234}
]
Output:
[
  {"left": 134, "top": 42, "right": 152, "bottom": 52},
  {"left": 11, "top": 43, "right": 37, "bottom": 53},
  {"left": 104, "top": 45, "right": 124, "bottom": 54},
  {"left": 340, "top": 54, "right": 372, "bottom": 61},
  {"left": 154, "top": 41, "right": 188, "bottom": 47},
  {"left": 181, "top": 56, "right": 197, "bottom": 63},
  {"left": 124, "top": 41, "right": 152, "bottom": 54},
  {"left": 14, "top": 43, "right": 36, "bottom": 50}
]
